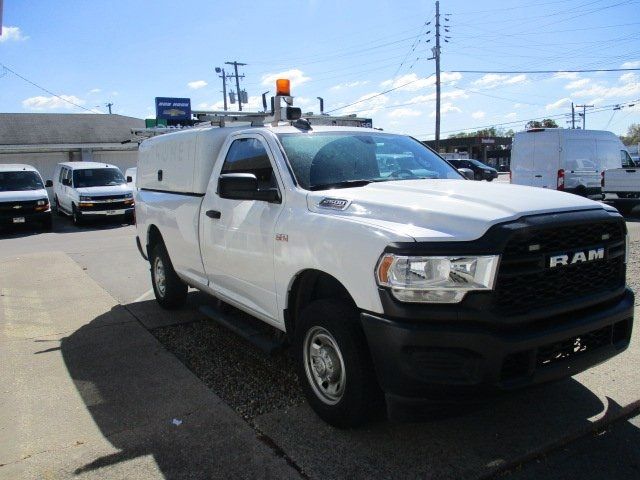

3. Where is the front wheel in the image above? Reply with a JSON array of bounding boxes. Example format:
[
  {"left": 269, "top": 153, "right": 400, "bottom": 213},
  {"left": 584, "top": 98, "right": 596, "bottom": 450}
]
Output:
[
  {"left": 295, "top": 299, "right": 382, "bottom": 428},
  {"left": 150, "top": 243, "right": 188, "bottom": 309},
  {"left": 72, "top": 205, "right": 83, "bottom": 226}
]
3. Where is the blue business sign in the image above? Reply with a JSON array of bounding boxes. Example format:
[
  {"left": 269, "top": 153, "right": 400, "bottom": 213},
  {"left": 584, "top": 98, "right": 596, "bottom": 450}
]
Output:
[{"left": 155, "top": 97, "right": 192, "bottom": 121}]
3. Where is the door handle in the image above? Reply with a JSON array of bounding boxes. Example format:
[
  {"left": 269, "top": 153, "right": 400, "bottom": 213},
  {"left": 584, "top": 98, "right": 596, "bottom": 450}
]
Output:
[
  {"left": 534, "top": 175, "right": 542, "bottom": 178},
  {"left": 206, "top": 210, "right": 221, "bottom": 219}
]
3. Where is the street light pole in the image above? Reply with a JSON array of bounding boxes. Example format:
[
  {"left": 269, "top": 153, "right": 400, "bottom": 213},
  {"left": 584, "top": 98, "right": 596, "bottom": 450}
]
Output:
[{"left": 215, "top": 67, "right": 228, "bottom": 111}]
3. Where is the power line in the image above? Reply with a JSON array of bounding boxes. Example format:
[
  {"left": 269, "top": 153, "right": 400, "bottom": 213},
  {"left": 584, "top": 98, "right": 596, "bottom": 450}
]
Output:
[
  {"left": 413, "top": 99, "right": 639, "bottom": 138},
  {"left": 0, "top": 63, "right": 101, "bottom": 113},
  {"left": 324, "top": 74, "right": 435, "bottom": 114},
  {"left": 447, "top": 67, "right": 640, "bottom": 74}
]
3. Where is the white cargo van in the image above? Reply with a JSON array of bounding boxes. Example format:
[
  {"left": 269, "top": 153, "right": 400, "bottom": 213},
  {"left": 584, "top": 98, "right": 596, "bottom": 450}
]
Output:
[{"left": 510, "top": 128, "right": 626, "bottom": 199}]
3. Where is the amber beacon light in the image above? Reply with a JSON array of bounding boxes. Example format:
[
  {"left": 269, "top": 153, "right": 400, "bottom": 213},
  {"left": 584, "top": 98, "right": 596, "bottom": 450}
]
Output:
[{"left": 276, "top": 79, "right": 291, "bottom": 96}]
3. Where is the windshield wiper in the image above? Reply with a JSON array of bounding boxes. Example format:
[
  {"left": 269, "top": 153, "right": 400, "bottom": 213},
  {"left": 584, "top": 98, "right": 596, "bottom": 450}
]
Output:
[{"left": 309, "top": 179, "right": 373, "bottom": 191}]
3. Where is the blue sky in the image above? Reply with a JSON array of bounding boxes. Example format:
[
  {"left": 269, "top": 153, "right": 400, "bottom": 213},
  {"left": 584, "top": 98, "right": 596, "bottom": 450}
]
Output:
[{"left": 1, "top": 0, "right": 639, "bottom": 140}]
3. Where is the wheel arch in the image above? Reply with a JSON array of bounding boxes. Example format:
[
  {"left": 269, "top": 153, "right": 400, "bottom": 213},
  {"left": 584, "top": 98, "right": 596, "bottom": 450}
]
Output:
[
  {"left": 146, "top": 224, "right": 164, "bottom": 258},
  {"left": 285, "top": 269, "right": 356, "bottom": 341}
]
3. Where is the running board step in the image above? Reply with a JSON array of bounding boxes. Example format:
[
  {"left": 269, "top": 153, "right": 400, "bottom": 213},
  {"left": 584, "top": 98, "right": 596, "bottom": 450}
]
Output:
[{"left": 199, "top": 304, "right": 285, "bottom": 355}]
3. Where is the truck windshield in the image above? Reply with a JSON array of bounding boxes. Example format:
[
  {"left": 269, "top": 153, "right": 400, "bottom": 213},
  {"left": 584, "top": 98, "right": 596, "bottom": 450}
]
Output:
[
  {"left": 277, "top": 132, "right": 462, "bottom": 190},
  {"left": 0, "top": 171, "right": 44, "bottom": 191},
  {"left": 73, "top": 168, "right": 125, "bottom": 188}
]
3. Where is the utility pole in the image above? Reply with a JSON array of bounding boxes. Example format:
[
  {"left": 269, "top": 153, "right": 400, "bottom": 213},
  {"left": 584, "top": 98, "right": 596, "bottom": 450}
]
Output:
[
  {"left": 105, "top": 102, "right": 113, "bottom": 114},
  {"left": 225, "top": 61, "right": 246, "bottom": 111},
  {"left": 215, "top": 67, "right": 228, "bottom": 111},
  {"left": 571, "top": 102, "right": 575, "bottom": 129},
  {"left": 434, "top": 0, "right": 441, "bottom": 151},
  {"left": 576, "top": 104, "right": 594, "bottom": 130}
]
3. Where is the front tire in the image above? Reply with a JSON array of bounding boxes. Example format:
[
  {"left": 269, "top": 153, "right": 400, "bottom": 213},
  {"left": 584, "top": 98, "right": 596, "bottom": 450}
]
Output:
[
  {"left": 72, "top": 205, "right": 83, "bottom": 226},
  {"left": 150, "top": 243, "right": 188, "bottom": 309},
  {"left": 295, "top": 299, "right": 382, "bottom": 428},
  {"left": 54, "top": 196, "right": 64, "bottom": 216}
]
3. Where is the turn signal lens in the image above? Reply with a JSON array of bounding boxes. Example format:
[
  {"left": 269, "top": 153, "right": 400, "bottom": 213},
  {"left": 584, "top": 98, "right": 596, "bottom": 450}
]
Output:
[{"left": 276, "top": 79, "right": 291, "bottom": 96}]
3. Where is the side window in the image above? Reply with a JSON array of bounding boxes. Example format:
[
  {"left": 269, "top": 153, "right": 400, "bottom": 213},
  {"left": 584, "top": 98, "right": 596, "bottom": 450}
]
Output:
[
  {"left": 58, "top": 167, "right": 65, "bottom": 183},
  {"left": 621, "top": 150, "right": 634, "bottom": 168},
  {"left": 221, "top": 138, "right": 276, "bottom": 189}
]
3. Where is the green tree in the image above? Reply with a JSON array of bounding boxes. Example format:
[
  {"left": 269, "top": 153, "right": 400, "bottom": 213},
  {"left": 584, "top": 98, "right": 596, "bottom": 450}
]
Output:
[
  {"left": 526, "top": 119, "right": 559, "bottom": 129},
  {"left": 620, "top": 124, "right": 640, "bottom": 145}
]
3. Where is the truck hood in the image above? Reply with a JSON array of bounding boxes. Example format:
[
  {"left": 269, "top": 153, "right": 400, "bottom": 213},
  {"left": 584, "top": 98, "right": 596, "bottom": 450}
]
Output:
[
  {"left": 306, "top": 179, "right": 607, "bottom": 242},
  {"left": 0, "top": 189, "right": 49, "bottom": 202},
  {"left": 75, "top": 184, "right": 132, "bottom": 197}
]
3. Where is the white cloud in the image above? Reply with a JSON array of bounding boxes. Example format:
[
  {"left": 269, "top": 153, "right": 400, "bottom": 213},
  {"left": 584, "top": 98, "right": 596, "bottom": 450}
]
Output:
[
  {"left": 22, "top": 95, "right": 85, "bottom": 110},
  {"left": 330, "top": 80, "right": 370, "bottom": 90},
  {"left": 0, "top": 26, "right": 28, "bottom": 43},
  {"left": 573, "top": 82, "right": 640, "bottom": 99},
  {"left": 405, "top": 89, "right": 468, "bottom": 105},
  {"left": 198, "top": 94, "right": 265, "bottom": 112},
  {"left": 473, "top": 73, "right": 527, "bottom": 88},
  {"left": 187, "top": 80, "right": 208, "bottom": 90},
  {"left": 261, "top": 69, "right": 310, "bottom": 89},
  {"left": 430, "top": 102, "right": 461, "bottom": 117},
  {"left": 341, "top": 92, "right": 390, "bottom": 116},
  {"left": 388, "top": 108, "right": 422, "bottom": 118},
  {"left": 553, "top": 71, "right": 579, "bottom": 80},
  {"left": 545, "top": 97, "right": 571, "bottom": 111},
  {"left": 621, "top": 60, "right": 640, "bottom": 68},
  {"left": 88, "top": 88, "right": 101, "bottom": 94},
  {"left": 620, "top": 72, "right": 638, "bottom": 84},
  {"left": 471, "top": 110, "right": 485, "bottom": 119},
  {"left": 513, "top": 103, "right": 523, "bottom": 109},
  {"left": 380, "top": 72, "right": 462, "bottom": 92},
  {"left": 565, "top": 78, "right": 590, "bottom": 90},
  {"left": 505, "top": 112, "right": 517, "bottom": 120}
]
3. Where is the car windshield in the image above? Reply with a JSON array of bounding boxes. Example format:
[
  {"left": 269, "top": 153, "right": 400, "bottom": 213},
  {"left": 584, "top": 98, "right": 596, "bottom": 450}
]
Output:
[
  {"left": 0, "top": 171, "right": 44, "bottom": 191},
  {"left": 277, "top": 132, "right": 462, "bottom": 190},
  {"left": 73, "top": 168, "right": 125, "bottom": 188}
]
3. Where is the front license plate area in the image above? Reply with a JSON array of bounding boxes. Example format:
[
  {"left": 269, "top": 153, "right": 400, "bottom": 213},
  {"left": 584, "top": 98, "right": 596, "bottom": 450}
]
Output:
[{"left": 13, "top": 217, "right": 25, "bottom": 223}]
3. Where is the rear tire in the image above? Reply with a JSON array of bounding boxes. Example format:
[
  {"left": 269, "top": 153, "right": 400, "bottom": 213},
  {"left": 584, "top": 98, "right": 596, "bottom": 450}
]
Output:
[
  {"left": 150, "top": 243, "right": 188, "bottom": 309},
  {"left": 295, "top": 299, "right": 382, "bottom": 428},
  {"left": 54, "top": 196, "right": 64, "bottom": 216}
]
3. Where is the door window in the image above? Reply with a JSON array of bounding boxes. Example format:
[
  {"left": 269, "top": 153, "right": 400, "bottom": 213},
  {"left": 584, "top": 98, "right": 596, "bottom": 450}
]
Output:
[
  {"left": 58, "top": 167, "right": 66, "bottom": 183},
  {"left": 221, "top": 138, "right": 277, "bottom": 189},
  {"left": 621, "top": 150, "right": 634, "bottom": 168}
]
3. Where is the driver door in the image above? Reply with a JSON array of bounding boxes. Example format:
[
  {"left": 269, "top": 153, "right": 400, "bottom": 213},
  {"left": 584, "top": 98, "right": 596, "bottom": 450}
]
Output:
[{"left": 200, "top": 134, "right": 285, "bottom": 322}]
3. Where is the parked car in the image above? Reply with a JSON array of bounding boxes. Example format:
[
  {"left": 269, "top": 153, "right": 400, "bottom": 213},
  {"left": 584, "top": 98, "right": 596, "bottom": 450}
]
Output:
[
  {"left": 510, "top": 128, "right": 625, "bottom": 199},
  {"left": 134, "top": 83, "right": 633, "bottom": 428},
  {"left": 0, "top": 164, "right": 53, "bottom": 231},
  {"left": 53, "top": 162, "right": 134, "bottom": 226},
  {"left": 603, "top": 149, "right": 639, "bottom": 214},
  {"left": 447, "top": 159, "right": 498, "bottom": 181}
]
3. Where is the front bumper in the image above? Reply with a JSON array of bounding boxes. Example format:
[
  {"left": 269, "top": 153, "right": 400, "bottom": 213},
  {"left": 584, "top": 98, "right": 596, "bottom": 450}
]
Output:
[
  {"left": 361, "top": 288, "right": 634, "bottom": 404},
  {"left": 0, "top": 210, "right": 51, "bottom": 226},
  {"left": 77, "top": 206, "right": 134, "bottom": 217}
]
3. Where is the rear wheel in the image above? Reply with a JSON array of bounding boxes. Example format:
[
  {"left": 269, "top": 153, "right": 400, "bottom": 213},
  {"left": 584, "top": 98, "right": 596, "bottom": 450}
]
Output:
[
  {"left": 295, "top": 299, "right": 382, "bottom": 428},
  {"left": 54, "top": 196, "right": 64, "bottom": 216},
  {"left": 150, "top": 243, "right": 188, "bottom": 309}
]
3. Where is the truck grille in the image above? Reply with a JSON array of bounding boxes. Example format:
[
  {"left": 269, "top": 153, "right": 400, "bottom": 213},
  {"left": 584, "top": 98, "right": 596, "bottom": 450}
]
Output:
[
  {"left": 493, "top": 220, "right": 626, "bottom": 314},
  {"left": 0, "top": 200, "right": 38, "bottom": 217}
]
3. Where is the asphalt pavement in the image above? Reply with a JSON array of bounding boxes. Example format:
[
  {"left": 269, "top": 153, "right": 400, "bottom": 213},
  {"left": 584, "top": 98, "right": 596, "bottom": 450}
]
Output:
[{"left": 0, "top": 209, "right": 639, "bottom": 479}]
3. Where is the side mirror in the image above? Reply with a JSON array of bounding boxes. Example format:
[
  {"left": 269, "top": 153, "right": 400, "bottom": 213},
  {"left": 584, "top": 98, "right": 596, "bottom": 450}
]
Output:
[
  {"left": 458, "top": 168, "right": 475, "bottom": 180},
  {"left": 218, "top": 173, "right": 280, "bottom": 202},
  {"left": 45, "top": 180, "right": 53, "bottom": 188},
  {"left": 126, "top": 176, "right": 133, "bottom": 183}
]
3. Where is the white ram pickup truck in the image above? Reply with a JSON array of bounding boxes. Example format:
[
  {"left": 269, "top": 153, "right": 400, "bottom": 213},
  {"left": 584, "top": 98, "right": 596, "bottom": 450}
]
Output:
[
  {"left": 135, "top": 92, "right": 633, "bottom": 427},
  {"left": 603, "top": 149, "right": 639, "bottom": 214}
]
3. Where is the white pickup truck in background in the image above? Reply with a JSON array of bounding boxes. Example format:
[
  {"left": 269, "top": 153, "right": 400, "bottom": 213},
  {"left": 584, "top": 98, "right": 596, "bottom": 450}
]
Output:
[
  {"left": 603, "top": 149, "right": 639, "bottom": 214},
  {"left": 133, "top": 83, "right": 634, "bottom": 427}
]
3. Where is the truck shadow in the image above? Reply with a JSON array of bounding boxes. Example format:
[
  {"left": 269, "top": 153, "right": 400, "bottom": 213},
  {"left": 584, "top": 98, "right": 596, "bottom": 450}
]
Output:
[{"left": 60, "top": 297, "right": 639, "bottom": 479}]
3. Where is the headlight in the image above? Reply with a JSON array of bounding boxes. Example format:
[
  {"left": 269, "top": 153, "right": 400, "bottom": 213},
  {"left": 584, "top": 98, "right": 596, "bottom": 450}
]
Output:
[
  {"left": 80, "top": 195, "right": 92, "bottom": 202},
  {"left": 36, "top": 199, "right": 48, "bottom": 206},
  {"left": 376, "top": 254, "right": 500, "bottom": 303},
  {"left": 125, "top": 192, "right": 133, "bottom": 199}
]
